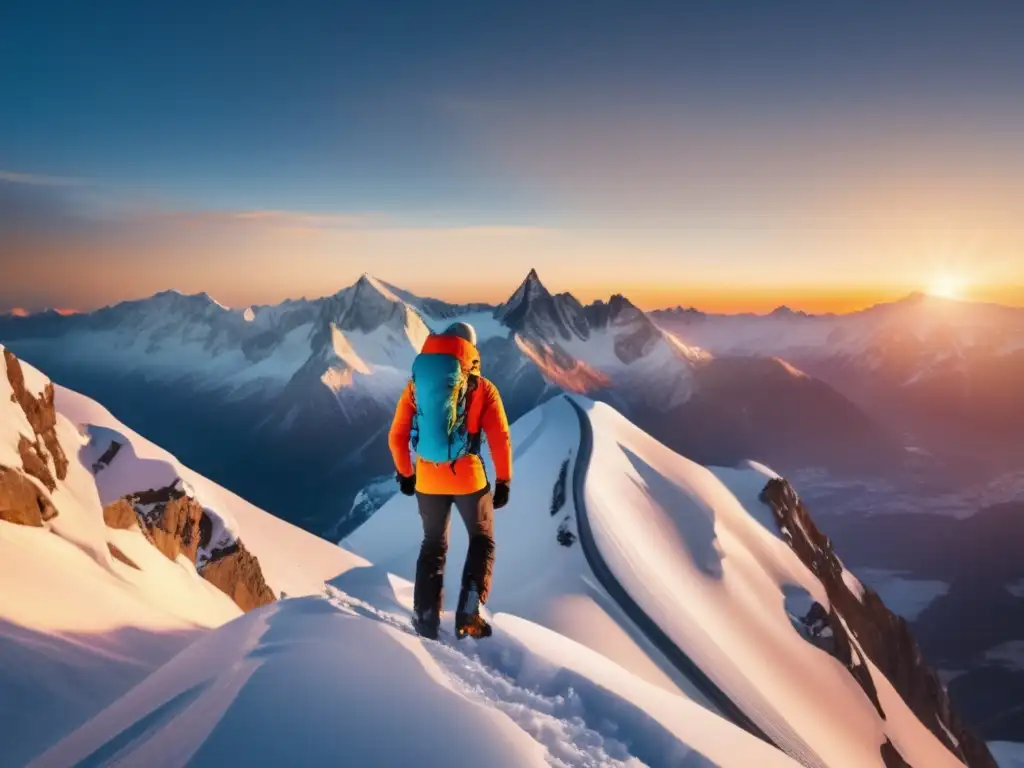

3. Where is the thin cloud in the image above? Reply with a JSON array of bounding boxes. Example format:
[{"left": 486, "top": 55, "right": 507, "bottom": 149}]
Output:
[
  {"left": 232, "top": 209, "right": 387, "bottom": 230},
  {"left": 0, "top": 169, "right": 88, "bottom": 187}
]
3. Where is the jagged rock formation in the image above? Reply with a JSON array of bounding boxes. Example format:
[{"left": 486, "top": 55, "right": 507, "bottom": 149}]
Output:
[
  {"left": 759, "top": 477, "right": 997, "bottom": 768},
  {"left": 3, "top": 343, "right": 275, "bottom": 625},
  {"left": 18, "top": 435, "right": 56, "bottom": 491},
  {"left": 102, "top": 480, "right": 275, "bottom": 613},
  {"left": 1, "top": 349, "right": 64, "bottom": 526},
  {"left": 200, "top": 540, "right": 276, "bottom": 611},
  {"left": 102, "top": 498, "right": 138, "bottom": 530},
  {"left": 129, "top": 483, "right": 205, "bottom": 563},
  {"left": 0, "top": 467, "right": 57, "bottom": 526},
  {"left": 4, "top": 348, "right": 68, "bottom": 485}
]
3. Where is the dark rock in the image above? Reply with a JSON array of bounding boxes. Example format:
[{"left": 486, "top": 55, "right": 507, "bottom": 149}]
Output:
[
  {"left": 102, "top": 499, "right": 138, "bottom": 530},
  {"left": 107, "top": 542, "right": 139, "bottom": 569},
  {"left": 556, "top": 519, "right": 576, "bottom": 547},
  {"left": 198, "top": 510, "right": 213, "bottom": 551},
  {"left": 550, "top": 458, "right": 569, "bottom": 516},
  {"left": 91, "top": 440, "right": 123, "bottom": 474},
  {"left": 880, "top": 738, "right": 912, "bottom": 768},
  {"left": 129, "top": 484, "right": 204, "bottom": 563},
  {"left": 200, "top": 540, "right": 276, "bottom": 611},
  {"left": 830, "top": 603, "right": 886, "bottom": 720},
  {"left": 759, "top": 477, "right": 997, "bottom": 768},
  {"left": 0, "top": 466, "right": 57, "bottom": 526},
  {"left": 4, "top": 348, "right": 68, "bottom": 483},
  {"left": 17, "top": 435, "right": 55, "bottom": 492}
]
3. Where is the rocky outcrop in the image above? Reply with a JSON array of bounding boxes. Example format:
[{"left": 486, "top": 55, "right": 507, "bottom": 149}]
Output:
[
  {"left": 881, "top": 739, "right": 912, "bottom": 768},
  {"left": 0, "top": 467, "right": 58, "bottom": 526},
  {"left": 199, "top": 540, "right": 275, "bottom": 611},
  {"left": 4, "top": 348, "right": 68, "bottom": 485},
  {"left": 18, "top": 435, "right": 56, "bottom": 492},
  {"left": 760, "top": 478, "right": 996, "bottom": 768},
  {"left": 102, "top": 498, "right": 139, "bottom": 530},
  {"left": 90, "top": 440, "right": 122, "bottom": 474},
  {"left": 130, "top": 484, "right": 204, "bottom": 563},
  {"left": 102, "top": 482, "right": 276, "bottom": 613},
  {"left": 107, "top": 542, "right": 139, "bottom": 569}
]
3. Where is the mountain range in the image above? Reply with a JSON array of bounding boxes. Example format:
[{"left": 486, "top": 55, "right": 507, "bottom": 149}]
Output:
[
  {"left": 654, "top": 293, "right": 1024, "bottom": 477},
  {"left": 0, "top": 271, "right": 907, "bottom": 539}
]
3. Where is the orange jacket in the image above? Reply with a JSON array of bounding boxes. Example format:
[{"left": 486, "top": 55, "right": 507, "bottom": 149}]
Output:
[{"left": 389, "top": 337, "right": 512, "bottom": 496}]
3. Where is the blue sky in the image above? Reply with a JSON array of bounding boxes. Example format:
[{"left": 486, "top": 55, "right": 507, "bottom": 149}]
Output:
[{"left": 2, "top": 2, "right": 1024, "bottom": 311}]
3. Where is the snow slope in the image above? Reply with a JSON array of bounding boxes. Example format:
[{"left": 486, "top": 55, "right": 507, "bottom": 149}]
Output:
[
  {"left": 579, "top": 399, "right": 963, "bottom": 767},
  {"left": 0, "top": 349, "right": 362, "bottom": 767},
  {"left": 55, "top": 386, "right": 361, "bottom": 598},
  {"left": 347, "top": 395, "right": 966, "bottom": 768},
  {"left": 4, "top": 353, "right": 796, "bottom": 768},
  {"left": 33, "top": 587, "right": 796, "bottom": 768},
  {"left": 0, "top": 351, "right": 235, "bottom": 767},
  {"left": 991, "top": 742, "right": 1024, "bottom": 768}
]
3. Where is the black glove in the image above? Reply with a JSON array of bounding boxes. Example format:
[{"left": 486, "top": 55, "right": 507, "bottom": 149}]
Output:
[
  {"left": 397, "top": 473, "right": 416, "bottom": 496},
  {"left": 493, "top": 480, "right": 510, "bottom": 509}
]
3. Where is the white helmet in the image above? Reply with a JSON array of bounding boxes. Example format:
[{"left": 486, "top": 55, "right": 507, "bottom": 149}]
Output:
[{"left": 442, "top": 321, "right": 477, "bottom": 347}]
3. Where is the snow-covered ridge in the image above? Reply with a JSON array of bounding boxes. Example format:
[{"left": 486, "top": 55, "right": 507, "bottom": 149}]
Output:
[{"left": 347, "top": 395, "right": 986, "bottom": 768}]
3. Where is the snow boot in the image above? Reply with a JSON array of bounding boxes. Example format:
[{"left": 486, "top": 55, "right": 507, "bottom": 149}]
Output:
[
  {"left": 412, "top": 608, "right": 440, "bottom": 640},
  {"left": 455, "top": 581, "right": 492, "bottom": 639}
]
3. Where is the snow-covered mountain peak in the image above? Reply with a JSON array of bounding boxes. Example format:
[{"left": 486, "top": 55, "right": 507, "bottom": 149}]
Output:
[
  {"left": 495, "top": 268, "right": 555, "bottom": 325},
  {"left": 320, "top": 273, "right": 424, "bottom": 335},
  {"left": 149, "top": 288, "right": 229, "bottom": 311},
  {"left": 494, "top": 270, "right": 594, "bottom": 346},
  {"left": 94, "top": 289, "right": 234, "bottom": 332},
  {"left": 353, "top": 272, "right": 402, "bottom": 303},
  {"left": 585, "top": 293, "right": 649, "bottom": 328}
]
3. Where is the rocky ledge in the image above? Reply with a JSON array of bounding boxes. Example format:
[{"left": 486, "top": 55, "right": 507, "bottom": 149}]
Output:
[
  {"left": 104, "top": 480, "right": 275, "bottom": 612},
  {"left": 0, "top": 350, "right": 65, "bottom": 525},
  {"left": 4, "top": 348, "right": 68, "bottom": 489},
  {"left": 759, "top": 477, "right": 996, "bottom": 768}
]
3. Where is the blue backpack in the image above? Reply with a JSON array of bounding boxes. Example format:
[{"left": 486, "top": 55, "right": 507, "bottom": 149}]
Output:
[{"left": 411, "top": 351, "right": 478, "bottom": 465}]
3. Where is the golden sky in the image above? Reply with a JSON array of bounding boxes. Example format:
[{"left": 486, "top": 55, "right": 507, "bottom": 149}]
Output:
[{"left": 3, "top": 206, "right": 1021, "bottom": 314}]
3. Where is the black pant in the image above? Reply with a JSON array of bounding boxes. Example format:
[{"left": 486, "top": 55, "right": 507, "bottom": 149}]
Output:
[{"left": 414, "top": 486, "right": 495, "bottom": 617}]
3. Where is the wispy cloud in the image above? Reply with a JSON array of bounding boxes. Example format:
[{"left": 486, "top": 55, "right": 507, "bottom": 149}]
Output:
[
  {"left": 232, "top": 209, "right": 387, "bottom": 230},
  {"left": 0, "top": 169, "right": 88, "bottom": 187}
]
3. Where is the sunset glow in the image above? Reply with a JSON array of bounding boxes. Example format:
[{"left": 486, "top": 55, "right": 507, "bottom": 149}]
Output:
[
  {"left": 927, "top": 275, "right": 967, "bottom": 301},
  {"left": 2, "top": 4, "right": 1023, "bottom": 315}
]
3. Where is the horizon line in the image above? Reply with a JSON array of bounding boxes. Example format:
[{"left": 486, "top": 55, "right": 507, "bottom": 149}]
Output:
[{"left": 5, "top": 273, "right": 1022, "bottom": 319}]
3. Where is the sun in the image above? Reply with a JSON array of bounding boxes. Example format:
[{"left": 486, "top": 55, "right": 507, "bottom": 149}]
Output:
[{"left": 927, "top": 274, "right": 965, "bottom": 300}]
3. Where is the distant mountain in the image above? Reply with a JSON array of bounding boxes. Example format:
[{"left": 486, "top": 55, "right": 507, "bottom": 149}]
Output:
[
  {"left": 654, "top": 293, "right": 1024, "bottom": 473},
  {"left": 497, "top": 271, "right": 901, "bottom": 474},
  {"left": 1, "top": 271, "right": 902, "bottom": 538}
]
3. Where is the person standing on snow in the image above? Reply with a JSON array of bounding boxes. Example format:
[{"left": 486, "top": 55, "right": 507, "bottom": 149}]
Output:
[{"left": 388, "top": 321, "right": 512, "bottom": 640}]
